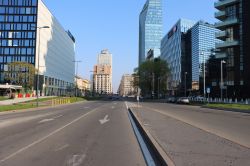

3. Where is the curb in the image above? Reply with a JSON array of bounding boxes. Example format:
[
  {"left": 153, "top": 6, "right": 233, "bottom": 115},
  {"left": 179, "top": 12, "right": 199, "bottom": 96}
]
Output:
[{"left": 128, "top": 108, "right": 175, "bottom": 166}]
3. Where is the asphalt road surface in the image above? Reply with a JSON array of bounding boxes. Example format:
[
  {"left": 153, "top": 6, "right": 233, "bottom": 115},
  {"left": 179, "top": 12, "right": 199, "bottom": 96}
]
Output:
[
  {"left": 128, "top": 101, "right": 250, "bottom": 166},
  {"left": 0, "top": 101, "right": 146, "bottom": 166}
]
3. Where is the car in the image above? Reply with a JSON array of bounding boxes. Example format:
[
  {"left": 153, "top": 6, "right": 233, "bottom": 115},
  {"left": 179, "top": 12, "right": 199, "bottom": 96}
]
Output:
[
  {"left": 194, "top": 96, "right": 206, "bottom": 102},
  {"left": 176, "top": 97, "right": 190, "bottom": 104},
  {"left": 167, "top": 97, "right": 177, "bottom": 103}
]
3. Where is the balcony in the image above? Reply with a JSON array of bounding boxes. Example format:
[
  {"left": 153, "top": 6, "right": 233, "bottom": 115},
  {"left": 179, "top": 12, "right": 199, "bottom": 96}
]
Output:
[
  {"left": 216, "top": 40, "right": 239, "bottom": 48},
  {"left": 215, "top": 0, "right": 239, "bottom": 10},
  {"left": 214, "top": 18, "right": 239, "bottom": 30},
  {"left": 215, "top": 31, "right": 227, "bottom": 40},
  {"left": 215, "top": 11, "right": 226, "bottom": 20}
]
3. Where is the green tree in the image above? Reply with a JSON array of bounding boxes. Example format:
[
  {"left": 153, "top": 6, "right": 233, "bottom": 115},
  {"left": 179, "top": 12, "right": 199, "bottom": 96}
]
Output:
[
  {"left": 4, "top": 62, "right": 36, "bottom": 92},
  {"left": 133, "top": 58, "right": 170, "bottom": 98}
]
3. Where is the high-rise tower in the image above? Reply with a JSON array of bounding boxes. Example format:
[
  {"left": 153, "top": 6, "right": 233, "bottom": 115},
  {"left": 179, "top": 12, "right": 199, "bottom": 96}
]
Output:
[{"left": 139, "top": 0, "right": 163, "bottom": 65}]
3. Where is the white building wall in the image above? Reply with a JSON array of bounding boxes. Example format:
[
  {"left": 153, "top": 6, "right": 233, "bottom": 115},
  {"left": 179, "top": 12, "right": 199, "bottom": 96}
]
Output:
[{"left": 36, "top": 0, "right": 75, "bottom": 87}]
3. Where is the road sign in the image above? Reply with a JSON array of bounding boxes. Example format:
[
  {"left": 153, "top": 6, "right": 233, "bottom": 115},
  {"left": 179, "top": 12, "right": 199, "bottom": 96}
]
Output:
[{"left": 207, "top": 87, "right": 211, "bottom": 94}]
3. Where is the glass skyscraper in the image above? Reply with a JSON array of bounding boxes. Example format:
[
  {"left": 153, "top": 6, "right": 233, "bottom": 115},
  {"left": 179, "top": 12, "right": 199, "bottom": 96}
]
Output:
[
  {"left": 0, "top": 0, "right": 38, "bottom": 82},
  {"left": 0, "top": 0, "right": 76, "bottom": 96},
  {"left": 161, "top": 19, "right": 195, "bottom": 94},
  {"left": 191, "top": 21, "right": 221, "bottom": 91},
  {"left": 139, "top": 0, "right": 163, "bottom": 65}
]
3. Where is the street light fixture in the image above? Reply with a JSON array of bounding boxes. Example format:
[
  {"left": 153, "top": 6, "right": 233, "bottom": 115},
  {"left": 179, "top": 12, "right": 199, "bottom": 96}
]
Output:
[
  {"left": 200, "top": 51, "right": 206, "bottom": 101},
  {"left": 34, "top": 26, "right": 50, "bottom": 107},
  {"left": 184, "top": 72, "right": 187, "bottom": 97},
  {"left": 221, "top": 60, "right": 226, "bottom": 101},
  {"left": 73, "top": 60, "right": 82, "bottom": 97}
]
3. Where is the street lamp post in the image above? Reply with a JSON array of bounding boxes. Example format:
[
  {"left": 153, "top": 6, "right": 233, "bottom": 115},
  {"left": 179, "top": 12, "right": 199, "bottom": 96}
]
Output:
[
  {"left": 158, "top": 77, "right": 160, "bottom": 99},
  {"left": 73, "top": 60, "right": 82, "bottom": 97},
  {"left": 35, "top": 26, "right": 50, "bottom": 107},
  {"left": 89, "top": 71, "right": 95, "bottom": 96},
  {"left": 184, "top": 72, "right": 187, "bottom": 97},
  {"left": 221, "top": 60, "right": 226, "bottom": 101}
]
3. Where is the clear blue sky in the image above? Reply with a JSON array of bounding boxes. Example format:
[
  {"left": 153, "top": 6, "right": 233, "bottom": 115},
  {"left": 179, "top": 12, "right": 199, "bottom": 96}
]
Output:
[{"left": 42, "top": 0, "right": 217, "bottom": 92}]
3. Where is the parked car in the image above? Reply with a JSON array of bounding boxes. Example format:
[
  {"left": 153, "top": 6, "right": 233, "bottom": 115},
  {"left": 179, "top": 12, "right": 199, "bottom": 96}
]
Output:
[
  {"left": 194, "top": 96, "right": 206, "bottom": 102},
  {"left": 177, "top": 97, "right": 190, "bottom": 104},
  {"left": 167, "top": 97, "right": 177, "bottom": 103}
]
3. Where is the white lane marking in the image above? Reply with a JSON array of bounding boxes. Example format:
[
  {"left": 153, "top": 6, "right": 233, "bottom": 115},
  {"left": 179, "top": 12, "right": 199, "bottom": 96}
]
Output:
[
  {"left": 68, "top": 154, "right": 86, "bottom": 166},
  {"left": 0, "top": 108, "right": 99, "bottom": 163},
  {"left": 38, "top": 118, "right": 54, "bottom": 124},
  {"left": 114, "top": 103, "right": 117, "bottom": 105},
  {"left": 54, "top": 144, "right": 69, "bottom": 152},
  {"left": 52, "top": 115, "right": 63, "bottom": 119},
  {"left": 84, "top": 107, "right": 90, "bottom": 109},
  {"left": 111, "top": 106, "right": 115, "bottom": 109},
  {"left": 125, "top": 102, "right": 128, "bottom": 110},
  {"left": 99, "top": 115, "right": 110, "bottom": 125},
  {"left": 38, "top": 114, "right": 63, "bottom": 124},
  {"left": 0, "top": 113, "right": 55, "bottom": 129}
]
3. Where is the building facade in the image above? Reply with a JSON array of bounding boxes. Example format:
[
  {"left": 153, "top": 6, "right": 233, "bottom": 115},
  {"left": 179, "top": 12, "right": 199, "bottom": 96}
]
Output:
[
  {"left": 93, "top": 65, "right": 112, "bottom": 94},
  {"left": 161, "top": 19, "right": 196, "bottom": 95},
  {"left": 75, "top": 76, "right": 90, "bottom": 96},
  {"left": 0, "top": 0, "right": 75, "bottom": 96},
  {"left": 190, "top": 21, "right": 221, "bottom": 93},
  {"left": 93, "top": 49, "right": 112, "bottom": 94},
  {"left": 118, "top": 74, "right": 134, "bottom": 97},
  {"left": 214, "top": 0, "right": 250, "bottom": 99},
  {"left": 139, "top": 0, "right": 163, "bottom": 65}
]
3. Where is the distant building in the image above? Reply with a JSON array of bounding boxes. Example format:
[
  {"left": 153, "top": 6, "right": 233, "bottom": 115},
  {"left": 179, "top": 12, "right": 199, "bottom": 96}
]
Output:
[
  {"left": 213, "top": 0, "right": 250, "bottom": 99},
  {"left": 75, "top": 76, "right": 90, "bottom": 96},
  {"left": 118, "top": 74, "right": 135, "bottom": 97},
  {"left": 0, "top": 0, "right": 75, "bottom": 96},
  {"left": 139, "top": 0, "right": 163, "bottom": 65},
  {"left": 93, "top": 50, "right": 112, "bottom": 94},
  {"left": 161, "top": 19, "right": 196, "bottom": 96},
  {"left": 98, "top": 49, "right": 112, "bottom": 66}
]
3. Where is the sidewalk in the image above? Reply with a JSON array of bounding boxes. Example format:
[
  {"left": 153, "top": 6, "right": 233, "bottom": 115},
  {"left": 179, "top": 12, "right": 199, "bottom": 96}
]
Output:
[
  {"left": 127, "top": 102, "right": 250, "bottom": 166},
  {"left": 0, "top": 96, "right": 55, "bottom": 105}
]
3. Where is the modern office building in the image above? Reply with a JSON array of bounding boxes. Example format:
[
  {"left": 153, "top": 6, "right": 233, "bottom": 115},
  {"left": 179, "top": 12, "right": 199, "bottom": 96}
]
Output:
[
  {"left": 161, "top": 19, "right": 195, "bottom": 95},
  {"left": 118, "top": 74, "right": 135, "bottom": 97},
  {"left": 138, "top": 0, "right": 163, "bottom": 65},
  {"left": 93, "top": 49, "right": 112, "bottom": 94},
  {"left": 214, "top": 0, "right": 250, "bottom": 98},
  {"left": 0, "top": 0, "right": 75, "bottom": 96},
  {"left": 190, "top": 21, "right": 221, "bottom": 93}
]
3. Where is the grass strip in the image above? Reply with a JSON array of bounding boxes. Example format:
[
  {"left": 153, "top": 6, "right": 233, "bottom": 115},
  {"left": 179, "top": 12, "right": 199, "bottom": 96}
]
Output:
[
  {"left": 0, "top": 97, "right": 85, "bottom": 112},
  {"left": 207, "top": 103, "right": 250, "bottom": 110}
]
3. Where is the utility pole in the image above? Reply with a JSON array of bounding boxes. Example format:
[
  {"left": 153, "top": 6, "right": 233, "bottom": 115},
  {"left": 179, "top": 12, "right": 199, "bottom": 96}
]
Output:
[
  {"left": 34, "top": 26, "right": 50, "bottom": 107},
  {"left": 73, "top": 60, "right": 82, "bottom": 98},
  {"left": 185, "top": 72, "right": 187, "bottom": 97},
  {"left": 221, "top": 60, "right": 226, "bottom": 101}
]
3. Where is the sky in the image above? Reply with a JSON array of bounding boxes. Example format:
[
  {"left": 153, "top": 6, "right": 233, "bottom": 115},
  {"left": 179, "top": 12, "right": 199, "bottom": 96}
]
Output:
[{"left": 42, "top": 0, "right": 217, "bottom": 92}]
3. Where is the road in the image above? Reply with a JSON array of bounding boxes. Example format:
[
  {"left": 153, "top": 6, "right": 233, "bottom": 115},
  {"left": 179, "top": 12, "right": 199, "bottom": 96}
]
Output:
[
  {"left": 0, "top": 101, "right": 146, "bottom": 166},
  {"left": 128, "top": 101, "right": 250, "bottom": 166}
]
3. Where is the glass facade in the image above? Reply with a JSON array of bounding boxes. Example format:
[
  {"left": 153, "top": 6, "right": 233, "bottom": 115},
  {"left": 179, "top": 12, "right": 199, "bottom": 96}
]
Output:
[
  {"left": 0, "top": 0, "right": 38, "bottom": 82},
  {"left": 191, "top": 21, "right": 221, "bottom": 90},
  {"left": 161, "top": 19, "right": 195, "bottom": 90},
  {"left": 139, "top": 0, "right": 163, "bottom": 65}
]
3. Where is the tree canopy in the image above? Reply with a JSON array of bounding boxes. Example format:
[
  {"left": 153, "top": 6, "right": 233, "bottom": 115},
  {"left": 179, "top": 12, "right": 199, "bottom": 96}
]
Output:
[
  {"left": 4, "top": 62, "right": 36, "bottom": 91},
  {"left": 133, "top": 58, "right": 170, "bottom": 98}
]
